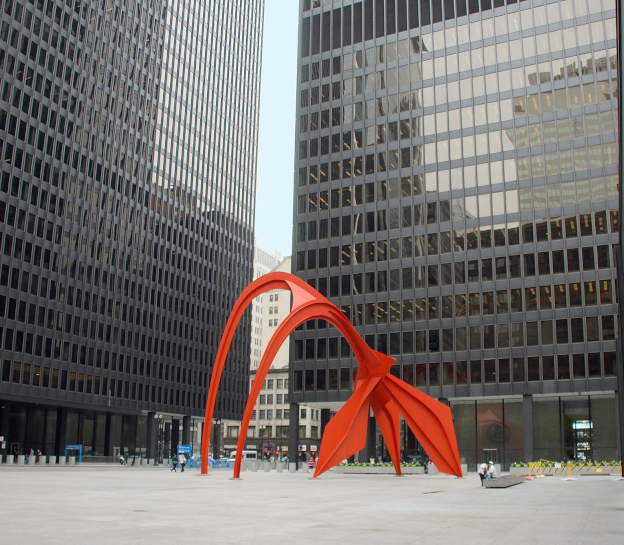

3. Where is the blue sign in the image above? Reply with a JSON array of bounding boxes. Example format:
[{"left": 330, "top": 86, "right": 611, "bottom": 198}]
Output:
[
  {"left": 65, "top": 444, "right": 83, "bottom": 463},
  {"left": 177, "top": 445, "right": 193, "bottom": 467}
]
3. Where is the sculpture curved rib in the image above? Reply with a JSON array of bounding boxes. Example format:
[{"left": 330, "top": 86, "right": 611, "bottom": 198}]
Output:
[{"left": 201, "top": 272, "right": 463, "bottom": 480}]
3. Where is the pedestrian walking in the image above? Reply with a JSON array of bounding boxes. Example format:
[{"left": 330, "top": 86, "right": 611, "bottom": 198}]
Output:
[
  {"left": 308, "top": 455, "right": 315, "bottom": 472},
  {"left": 179, "top": 453, "right": 187, "bottom": 472},
  {"left": 36, "top": 449, "right": 41, "bottom": 464},
  {"left": 478, "top": 461, "right": 488, "bottom": 486},
  {"left": 171, "top": 453, "right": 178, "bottom": 472}
]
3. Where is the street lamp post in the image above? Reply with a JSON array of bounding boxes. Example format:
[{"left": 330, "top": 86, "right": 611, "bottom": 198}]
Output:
[
  {"left": 259, "top": 425, "right": 266, "bottom": 461},
  {"left": 153, "top": 414, "right": 164, "bottom": 465},
  {"left": 279, "top": 417, "right": 282, "bottom": 460}
]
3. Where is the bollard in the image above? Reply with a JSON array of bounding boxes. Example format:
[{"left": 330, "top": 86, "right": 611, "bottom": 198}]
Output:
[
  {"left": 148, "top": 459, "right": 155, "bottom": 466},
  {"left": 251, "top": 461, "right": 259, "bottom": 472},
  {"left": 6, "top": 454, "right": 14, "bottom": 465},
  {"left": 242, "top": 461, "right": 250, "bottom": 472},
  {"left": 38, "top": 456, "right": 47, "bottom": 466},
  {"left": 67, "top": 456, "right": 75, "bottom": 466},
  {"left": 276, "top": 462, "right": 284, "bottom": 473},
  {"left": 58, "top": 456, "right": 66, "bottom": 465},
  {"left": 264, "top": 461, "right": 271, "bottom": 472},
  {"left": 289, "top": 462, "right": 297, "bottom": 473},
  {"left": 48, "top": 456, "right": 57, "bottom": 465},
  {"left": 17, "top": 455, "right": 25, "bottom": 466}
]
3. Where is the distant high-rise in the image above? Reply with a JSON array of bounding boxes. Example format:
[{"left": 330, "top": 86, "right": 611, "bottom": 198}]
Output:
[
  {"left": 291, "top": 0, "right": 619, "bottom": 468},
  {"left": 251, "top": 244, "right": 282, "bottom": 371},
  {"left": 0, "top": 0, "right": 264, "bottom": 460}
]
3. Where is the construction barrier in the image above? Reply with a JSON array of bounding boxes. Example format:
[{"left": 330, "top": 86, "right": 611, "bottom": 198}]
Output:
[{"left": 526, "top": 460, "right": 621, "bottom": 479}]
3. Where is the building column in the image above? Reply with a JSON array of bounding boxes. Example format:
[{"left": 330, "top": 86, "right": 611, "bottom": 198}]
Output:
[
  {"left": 55, "top": 408, "right": 68, "bottom": 457},
  {"left": 366, "top": 415, "right": 376, "bottom": 462},
  {"left": 212, "top": 421, "right": 222, "bottom": 459},
  {"left": 357, "top": 415, "right": 376, "bottom": 463},
  {"left": 616, "top": 0, "right": 624, "bottom": 474},
  {"left": 171, "top": 419, "right": 180, "bottom": 456},
  {"left": 164, "top": 422, "right": 172, "bottom": 459},
  {"left": 288, "top": 402, "right": 299, "bottom": 470},
  {"left": 0, "top": 403, "right": 10, "bottom": 461},
  {"left": 105, "top": 413, "right": 118, "bottom": 457},
  {"left": 146, "top": 412, "right": 156, "bottom": 460},
  {"left": 523, "top": 394, "right": 534, "bottom": 463},
  {"left": 615, "top": 390, "right": 622, "bottom": 461},
  {"left": 182, "top": 415, "right": 191, "bottom": 446},
  {"left": 320, "top": 409, "right": 331, "bottom": 438}
]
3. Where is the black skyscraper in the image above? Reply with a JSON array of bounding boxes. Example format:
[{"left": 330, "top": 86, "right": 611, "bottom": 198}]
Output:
[
  {"left": 0, "top": 0, "right": 264, "bottom": 460},
  {"left": 291, "top": 0, "right": 620, "bottom": 469}
]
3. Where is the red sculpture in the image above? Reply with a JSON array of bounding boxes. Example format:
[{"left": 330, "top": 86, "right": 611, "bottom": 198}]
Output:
[{"left": 200, "top": 272, "right": 462, "bottom": 479}]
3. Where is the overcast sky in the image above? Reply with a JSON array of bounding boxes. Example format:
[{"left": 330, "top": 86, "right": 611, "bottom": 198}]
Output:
[{"left": 254, "top": 0, "right": 299, "bottom": 259}]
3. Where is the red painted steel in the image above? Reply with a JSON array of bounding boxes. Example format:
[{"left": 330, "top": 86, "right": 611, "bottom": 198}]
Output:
[{"left": 200, "top": 272, "right": 462, "bottom": 479}]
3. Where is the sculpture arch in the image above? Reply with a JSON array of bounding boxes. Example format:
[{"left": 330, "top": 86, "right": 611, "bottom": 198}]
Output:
[{"left": 201, "top": 272, "right": 462, "bottom": 479}]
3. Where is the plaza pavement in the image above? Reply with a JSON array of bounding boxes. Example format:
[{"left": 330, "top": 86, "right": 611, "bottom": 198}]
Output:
[{"left": 0, "top": 465, "right": 622, "bottom": 544}]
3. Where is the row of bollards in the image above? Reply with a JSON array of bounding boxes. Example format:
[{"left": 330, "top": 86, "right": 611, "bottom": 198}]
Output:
[
  {"left": 1, "top": 456, "right": 161, "bottom": 467},
  {"left": 231, "top": 460, "right": 292, "bottom": 473},
  {"left": 1, "top": 455, "right": 69, "bottom": 466}
]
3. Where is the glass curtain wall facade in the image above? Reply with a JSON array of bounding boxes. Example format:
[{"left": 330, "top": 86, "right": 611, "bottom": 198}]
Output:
[
  {"left": 0, "top": 0, "right": 263, "bottom": 458},
  {"left": 291, "top": 0, "right": 619, "bottom": 468}
]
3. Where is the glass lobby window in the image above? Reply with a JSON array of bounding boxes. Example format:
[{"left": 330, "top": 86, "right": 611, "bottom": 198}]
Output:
[{"left": 533, "top": 397, "right": 561, "bottom": 461}]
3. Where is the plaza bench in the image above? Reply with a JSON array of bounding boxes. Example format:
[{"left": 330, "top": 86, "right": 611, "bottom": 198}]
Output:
[{"left": 484, "top": 475, "right": 525, "bottom": 488}]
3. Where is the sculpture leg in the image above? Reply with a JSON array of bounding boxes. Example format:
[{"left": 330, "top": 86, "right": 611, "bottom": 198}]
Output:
[
  {"left": 199, "top": 276, "right": 295, "bottom": 474},
  {"left": 371, "top": 397, "right": 402, "bottom": 476},
  {"left": 313, "top": 377, "right": 381, "bottom": 478},
  {"left": 380, "top": 376, "right": 462, "bottom": 477}
]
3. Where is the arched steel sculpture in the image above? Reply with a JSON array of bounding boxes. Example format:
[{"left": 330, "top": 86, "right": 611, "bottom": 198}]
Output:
[{"left": 200, "top": 272, "right": 462, "bottom": 479}]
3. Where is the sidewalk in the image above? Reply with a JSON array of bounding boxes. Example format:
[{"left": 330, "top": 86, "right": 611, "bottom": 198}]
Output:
[{"left": 1, "top": 467, "right": 623, "bottom": 543}]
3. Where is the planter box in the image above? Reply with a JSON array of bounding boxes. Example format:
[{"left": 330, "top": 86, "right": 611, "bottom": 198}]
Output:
[
  {"left": 510, "top": 467, "right": 530, "bottom": 476},
  {"left": 333, "top": 466, "right": 424, "bottom": 475}
]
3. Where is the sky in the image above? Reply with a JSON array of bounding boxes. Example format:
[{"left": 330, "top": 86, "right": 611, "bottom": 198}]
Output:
[{"left": 254, "top": 0, "right": 299, "bottom": 259}]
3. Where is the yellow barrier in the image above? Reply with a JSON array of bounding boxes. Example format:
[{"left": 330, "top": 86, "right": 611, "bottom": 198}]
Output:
[{"left": 525, "top": 460, "right": 621, "bottom": 479}]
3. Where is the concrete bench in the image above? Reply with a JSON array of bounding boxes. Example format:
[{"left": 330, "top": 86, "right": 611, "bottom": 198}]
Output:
[{"left": 484, "top": 475, "right": 525, "bottom": 488}]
